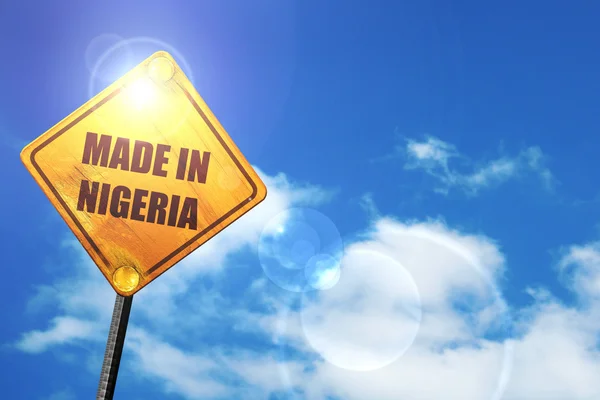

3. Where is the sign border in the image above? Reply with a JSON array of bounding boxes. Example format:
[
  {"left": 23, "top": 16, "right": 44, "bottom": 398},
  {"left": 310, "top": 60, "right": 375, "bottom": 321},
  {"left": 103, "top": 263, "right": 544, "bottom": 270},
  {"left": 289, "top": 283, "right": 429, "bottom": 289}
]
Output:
[{"left": 27, "top": 78, "right": 259, "bottom": 278}]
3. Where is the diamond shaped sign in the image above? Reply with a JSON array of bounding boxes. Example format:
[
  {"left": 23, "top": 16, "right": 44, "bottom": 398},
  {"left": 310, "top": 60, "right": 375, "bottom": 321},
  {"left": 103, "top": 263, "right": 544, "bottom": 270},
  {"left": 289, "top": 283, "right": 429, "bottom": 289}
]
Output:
[{"left": 21, "top": 51, "right": 267, "bottom": 296}]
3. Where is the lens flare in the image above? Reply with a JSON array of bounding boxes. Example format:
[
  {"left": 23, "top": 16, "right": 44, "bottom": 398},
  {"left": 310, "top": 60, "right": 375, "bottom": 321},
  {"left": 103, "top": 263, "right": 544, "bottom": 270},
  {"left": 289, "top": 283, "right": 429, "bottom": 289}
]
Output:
[
  {"left": 87, "top": 36, "right": 195, "bottom": 100},
  {"left": 300, "top": 248, "right": 422, "bottom": 371},
  {"left": 304, "top": 253, "right": 341, "bottom": 290},
  {"left": 258, "top": 208, "right": 344, "bottom": 292},
  {"left": 85, "top": 33, "right": 133, "bottom": 82},
  {"left": 148, "top": 56, "right": 175, "bottom": 82},
  {"left": 124, "top": 77, "right": 156, "bottom": 110}
]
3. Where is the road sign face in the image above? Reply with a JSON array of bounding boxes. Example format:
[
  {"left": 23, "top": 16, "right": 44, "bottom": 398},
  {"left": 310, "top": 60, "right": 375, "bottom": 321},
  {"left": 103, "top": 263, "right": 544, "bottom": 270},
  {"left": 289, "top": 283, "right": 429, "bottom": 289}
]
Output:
[{"left": 21, "top": 51, "right": 267, "bottom": 296}]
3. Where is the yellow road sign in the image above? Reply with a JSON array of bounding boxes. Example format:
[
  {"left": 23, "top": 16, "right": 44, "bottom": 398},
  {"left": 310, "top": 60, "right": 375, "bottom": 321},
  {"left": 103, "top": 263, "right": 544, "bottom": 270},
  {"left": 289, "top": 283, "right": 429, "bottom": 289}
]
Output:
[{"left": 21, "top": 51, "right": 267, "bottom": 296}]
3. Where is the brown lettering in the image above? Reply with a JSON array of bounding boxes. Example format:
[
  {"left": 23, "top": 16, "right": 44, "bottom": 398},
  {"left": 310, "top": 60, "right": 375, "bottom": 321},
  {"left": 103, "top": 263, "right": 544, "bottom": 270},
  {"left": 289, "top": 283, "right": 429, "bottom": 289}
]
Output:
[
  {"left": 108, "top": 138, "right": 130, "bottom": 170},
  {"left": 153, "top": 144, "right": 170, "bottom": 177},
  {"left": 81, "top": 132, "right": 111, "bottom": 167},
  {"left": 131, "top": 141, "right": 153, "bottom": 173},
  {"left": 177, "top": 197, "right": 198, "bottom": 230},
  {"left": 77, "top": 180, "right": 99, "bottom": 212},
  {"left": 110, "top": 186, "right": 131, "bottom": 218},
  {"left": 131, "top": 189, "right": 149, "bottom": 221},
  {"left": 187, "top": 150, "right": 211, "bottom": 183},
  {"left": 167, "top": 195, "right": 180, "bottom": 226},
  {"left": 147, "top": 192, "right": 168, "bottom": 224},
  {"left": 78, "top": 180, "right": 197, "bottom": 230},
  {"left": 97, "top": 183, "right": 111, "bottom": 215},
  {"left": 176, "top": 147, "right": 189, "bottom": 180}
]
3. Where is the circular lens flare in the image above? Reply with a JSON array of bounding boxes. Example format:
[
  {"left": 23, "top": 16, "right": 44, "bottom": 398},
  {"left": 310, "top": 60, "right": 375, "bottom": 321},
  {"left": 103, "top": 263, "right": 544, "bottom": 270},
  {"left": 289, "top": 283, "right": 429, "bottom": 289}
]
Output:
[
  {"left": 271, "top": 227, "right": 514, "bottom": 400},
  {"left": 300, "top": 248, "right": 422, "bottom": 371},
  {"left": 148, "top": 56, "right": 175, "bottom": 82},
  {"left": 258, "top": 208, "right": 343, "bottom": 292},
  {"left": 87, "top": 36, "right": 195, "bottom": 100},
  {"left": 85, "top": 33, "right": 133, "bottom": 82},
  {"left": 304, "top": 254, "right": 341, "bottom": 290}
]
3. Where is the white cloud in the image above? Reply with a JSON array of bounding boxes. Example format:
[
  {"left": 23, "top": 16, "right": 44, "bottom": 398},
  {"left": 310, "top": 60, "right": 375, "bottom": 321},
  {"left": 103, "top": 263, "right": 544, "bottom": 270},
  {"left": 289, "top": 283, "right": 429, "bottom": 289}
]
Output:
[
  {"left": 558, "top": 241, "right": 600, "bottom": 301},
  {"left": 126, "top": 329, "right": 230, "bottom": 399},
  {"left": 400, "top": 135, "right": 556, "bottom": 195},
  {"left": 15, "top": 169, "right": 600, "bottom": 400},
  {"left": 16, "top": 316, "right": 101, "bottom": 353},
  {"left": 406, "top": 136, "right": 459, "bottom": 166},
  {"left": 254, "top": 218, "right": 513, "bottom": 400},
  {"left": 243, "top": 219, "right": 600, "bottom": 400},
  {"left": 504, "top": 304, "right": 600, "bottom": 399},
  {"left": 222, "top": 352, "right": 308, "bottom": 395}
]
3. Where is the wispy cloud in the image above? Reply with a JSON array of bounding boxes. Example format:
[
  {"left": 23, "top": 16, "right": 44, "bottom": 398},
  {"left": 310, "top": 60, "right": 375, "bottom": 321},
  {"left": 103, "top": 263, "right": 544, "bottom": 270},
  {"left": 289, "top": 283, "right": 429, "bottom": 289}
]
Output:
[
  {"left": 383, "top": 135, "right": 556, "bottom": 196},
  {"left": 16, "top": 316, "right": 101, "bottom": 353},
  {"left": 358, "top": 192, "right": 380, "bottom": 220},
  {"left": 558, "top": 241, "right": 600, "bottom": 302},
  {"left": 126, "top": 329, "right": 230, "bottom": 398}
]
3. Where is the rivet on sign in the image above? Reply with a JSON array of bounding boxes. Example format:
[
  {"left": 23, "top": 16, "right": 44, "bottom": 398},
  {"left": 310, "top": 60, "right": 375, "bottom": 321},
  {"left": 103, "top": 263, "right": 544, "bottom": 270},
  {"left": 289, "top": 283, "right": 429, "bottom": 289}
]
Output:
[
  {"left": 148, "top": 56, "right": 175, "bottom": 82},
  {"left": 112, "top": 266, "right": 140, "bottom": 293}
]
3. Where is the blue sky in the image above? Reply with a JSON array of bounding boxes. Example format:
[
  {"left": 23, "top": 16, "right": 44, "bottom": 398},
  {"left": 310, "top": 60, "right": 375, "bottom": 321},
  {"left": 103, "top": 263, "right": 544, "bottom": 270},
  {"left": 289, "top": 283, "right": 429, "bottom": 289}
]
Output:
[{"left": 3, "top": 1, "right": 600, "bottom": 399}]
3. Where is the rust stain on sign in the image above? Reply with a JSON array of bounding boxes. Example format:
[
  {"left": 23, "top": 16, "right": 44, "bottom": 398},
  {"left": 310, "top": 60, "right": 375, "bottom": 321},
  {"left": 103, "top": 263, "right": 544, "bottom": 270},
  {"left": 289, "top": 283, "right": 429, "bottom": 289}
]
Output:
[{"left": 21, "top": 51, "right": 267, "bottom": 296}]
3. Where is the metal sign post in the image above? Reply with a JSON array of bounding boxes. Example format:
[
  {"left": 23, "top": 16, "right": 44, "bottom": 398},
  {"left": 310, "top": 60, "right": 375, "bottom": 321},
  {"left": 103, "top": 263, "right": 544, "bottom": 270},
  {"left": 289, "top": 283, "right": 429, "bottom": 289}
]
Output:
[{"left": 96, "top": 294, "right": 133, "bottom": 400}]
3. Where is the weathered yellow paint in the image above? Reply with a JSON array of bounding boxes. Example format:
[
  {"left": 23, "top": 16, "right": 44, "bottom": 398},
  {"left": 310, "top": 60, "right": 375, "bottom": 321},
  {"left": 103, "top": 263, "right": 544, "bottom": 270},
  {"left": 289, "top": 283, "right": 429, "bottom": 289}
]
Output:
[{"left": 20, "top": 51, "right": 267, "bottom": 296}]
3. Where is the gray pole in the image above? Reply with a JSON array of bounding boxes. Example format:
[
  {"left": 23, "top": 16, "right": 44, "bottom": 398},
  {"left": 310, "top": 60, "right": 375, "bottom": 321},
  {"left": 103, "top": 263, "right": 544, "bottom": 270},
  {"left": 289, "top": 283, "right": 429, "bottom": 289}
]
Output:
[{"left": 96, "top": 294, "right": 133, "bottom": 400}]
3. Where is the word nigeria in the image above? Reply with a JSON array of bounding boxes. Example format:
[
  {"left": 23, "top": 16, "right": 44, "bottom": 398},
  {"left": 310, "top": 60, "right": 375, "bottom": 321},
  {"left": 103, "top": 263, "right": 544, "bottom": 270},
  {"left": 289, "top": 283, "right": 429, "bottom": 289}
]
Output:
[{"left": 76, "top": 132, "right": 211, "bottom": 230}]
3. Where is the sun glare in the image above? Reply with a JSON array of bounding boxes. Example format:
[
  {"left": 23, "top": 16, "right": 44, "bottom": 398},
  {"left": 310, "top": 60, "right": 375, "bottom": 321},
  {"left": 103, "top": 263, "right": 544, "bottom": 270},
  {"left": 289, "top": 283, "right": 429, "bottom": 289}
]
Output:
[{"left": 125, "top": 77, "right": 156, "bottom": 109}]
